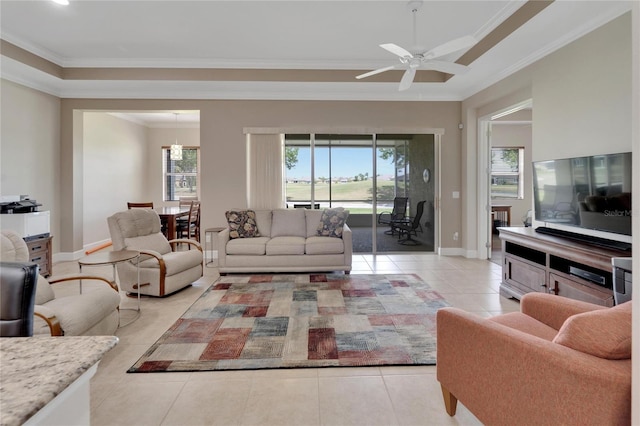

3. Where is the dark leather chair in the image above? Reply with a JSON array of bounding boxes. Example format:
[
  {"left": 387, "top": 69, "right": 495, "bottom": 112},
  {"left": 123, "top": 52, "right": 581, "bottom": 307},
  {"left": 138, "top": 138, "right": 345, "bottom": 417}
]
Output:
[
  {"left": 0, "top": 262, "right": 39, "bottom": 337},
  {"left": 396, "top": 200, "right": 426, "bottom": 245}
]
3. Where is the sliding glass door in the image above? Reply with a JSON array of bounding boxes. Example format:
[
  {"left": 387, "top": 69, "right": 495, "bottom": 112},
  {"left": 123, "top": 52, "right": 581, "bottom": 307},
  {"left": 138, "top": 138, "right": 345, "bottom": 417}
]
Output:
[{"left": 284, "top": 133, "right": 435, "bottom": 253}]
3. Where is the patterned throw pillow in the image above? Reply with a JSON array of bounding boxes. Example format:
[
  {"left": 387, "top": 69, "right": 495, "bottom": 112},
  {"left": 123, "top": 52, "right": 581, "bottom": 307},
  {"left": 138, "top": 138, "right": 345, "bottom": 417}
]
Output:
[
  {"left": 225, "top": 210, "right": 260, "bottom": 239},
  {"left": 316, "top": 208, "right": 349, "bottom": 238}
]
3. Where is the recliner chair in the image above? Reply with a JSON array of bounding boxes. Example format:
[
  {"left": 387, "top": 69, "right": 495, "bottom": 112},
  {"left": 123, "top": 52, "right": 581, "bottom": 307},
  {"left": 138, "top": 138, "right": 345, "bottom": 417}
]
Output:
[
  {"left": 0, "top": 261, "right": 38, "bottom": 337},
  {"left": 0, "top": 230, "right": 121, "bottom": 336},
  {"left": 107, "top": 208, "right": 203, "bottom": 297}
]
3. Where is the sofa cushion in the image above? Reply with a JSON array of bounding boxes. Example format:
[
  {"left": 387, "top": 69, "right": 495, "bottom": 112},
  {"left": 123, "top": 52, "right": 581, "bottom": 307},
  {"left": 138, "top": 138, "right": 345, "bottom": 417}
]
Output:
[
  {"left": 271, "top": 209, "right": 306, "bottom": 237},
  {"left": 226, "top": 210, "right": 260, "bottom": 239},
  {"left": 305, "top": 209, "right": 324, "bottom": 237},
  {"left": 305, "top": 236, "right": 345, "bottom": 255},
  {"left": 226, "top": 237, "right": 269, "bottom": 255},
  {"left": 317, "top": 208, "right": 349, "bottom": 238},
  {"left": 254, "top": 210, "right": 273, "bottom": 238},
  {"left": 553, "top": 301, "right": 632, "bottom": 360},
  {"left": 266, "top": 236, "right": 306, "bottom": 255}
]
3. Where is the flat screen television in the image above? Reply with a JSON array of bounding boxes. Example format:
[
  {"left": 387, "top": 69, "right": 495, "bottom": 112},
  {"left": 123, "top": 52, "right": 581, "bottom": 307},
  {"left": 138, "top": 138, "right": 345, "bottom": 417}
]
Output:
[{"left": 532, "top": 152, "right": 632, "bottom": 248}]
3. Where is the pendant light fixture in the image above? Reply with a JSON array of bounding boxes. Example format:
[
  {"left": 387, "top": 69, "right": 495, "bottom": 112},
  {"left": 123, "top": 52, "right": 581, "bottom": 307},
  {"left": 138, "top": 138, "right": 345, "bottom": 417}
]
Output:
[{"left": 170, "top": 113, "right": 183, "bottom": 161}]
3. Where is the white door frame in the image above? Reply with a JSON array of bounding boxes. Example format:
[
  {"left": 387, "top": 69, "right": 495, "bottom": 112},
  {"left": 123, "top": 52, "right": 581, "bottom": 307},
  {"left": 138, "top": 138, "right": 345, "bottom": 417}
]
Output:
[{"left": 476, "top": 100, "right": 532, "bottom": 259}]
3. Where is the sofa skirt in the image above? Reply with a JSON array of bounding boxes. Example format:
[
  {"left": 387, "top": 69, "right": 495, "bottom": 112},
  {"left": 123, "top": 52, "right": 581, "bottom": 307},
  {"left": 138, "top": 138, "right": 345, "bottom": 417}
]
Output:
[{"left": 219, "top": 254, "right": 350, "bottom": 274}]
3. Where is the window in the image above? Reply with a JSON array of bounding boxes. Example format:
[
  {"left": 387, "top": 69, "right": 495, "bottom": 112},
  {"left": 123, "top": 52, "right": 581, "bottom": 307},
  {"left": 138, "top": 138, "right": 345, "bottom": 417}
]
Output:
[
  {"left": 163, "top": 147, "right": 199, "bottom": 201},
  {"left": 491, "top": 147, "right": 523, "bottom": 199}
]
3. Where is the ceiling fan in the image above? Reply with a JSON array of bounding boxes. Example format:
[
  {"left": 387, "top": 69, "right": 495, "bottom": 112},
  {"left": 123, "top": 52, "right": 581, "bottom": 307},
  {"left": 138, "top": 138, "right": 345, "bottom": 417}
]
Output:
[{"left": 356, "top": 0, "right": 477, "bottom": 91}]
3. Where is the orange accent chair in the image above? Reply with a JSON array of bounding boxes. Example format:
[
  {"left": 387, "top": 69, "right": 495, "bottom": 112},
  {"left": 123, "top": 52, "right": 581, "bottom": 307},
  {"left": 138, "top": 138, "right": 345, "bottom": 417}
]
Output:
[{"left": 436, "top": 292, "right": 632, "bottom": 426}]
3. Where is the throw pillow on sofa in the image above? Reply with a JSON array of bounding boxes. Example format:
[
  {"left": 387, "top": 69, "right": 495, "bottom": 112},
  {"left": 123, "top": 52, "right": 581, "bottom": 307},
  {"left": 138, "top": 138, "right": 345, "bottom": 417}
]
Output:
[
  {"left": 226, "top": 210, "right": 260, "bottom": 239},
  {"left": 552, "top": 301, "right": 632, "bottom": 360},
  {"left": 317, "top": 208, "right": 349, "bottom": 238}
]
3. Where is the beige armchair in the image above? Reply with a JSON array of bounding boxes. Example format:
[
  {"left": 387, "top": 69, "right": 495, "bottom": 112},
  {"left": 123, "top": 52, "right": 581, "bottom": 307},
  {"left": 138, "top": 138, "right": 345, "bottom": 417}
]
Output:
[
  {"left": 0, "top": 230, "right": 121, "bottom": 336},
  {"left": 436, "top": 292, "right": 632, "bottom": 425},
  {"left": 107, "top": 208, "right": 203, "bottom": 297}
]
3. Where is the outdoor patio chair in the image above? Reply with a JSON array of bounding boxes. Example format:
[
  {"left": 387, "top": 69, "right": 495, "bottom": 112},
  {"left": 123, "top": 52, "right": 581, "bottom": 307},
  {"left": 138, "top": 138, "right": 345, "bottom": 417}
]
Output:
[
  {"left": 378, "top": 197, "right": 408, "bottom": 234},
  {"left": 396, "top": 200, "right": 426, "bottom": 245}
]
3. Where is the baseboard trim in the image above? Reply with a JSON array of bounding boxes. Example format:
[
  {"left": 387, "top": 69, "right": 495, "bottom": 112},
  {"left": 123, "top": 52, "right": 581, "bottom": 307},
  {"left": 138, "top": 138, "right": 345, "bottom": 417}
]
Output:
[{"left": 438, "top": 247, "right": 481, "bottom": 259}]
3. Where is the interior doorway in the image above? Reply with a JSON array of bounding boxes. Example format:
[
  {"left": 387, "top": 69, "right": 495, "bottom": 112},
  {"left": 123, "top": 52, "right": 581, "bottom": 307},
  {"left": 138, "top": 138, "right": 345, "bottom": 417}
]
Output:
[{"left": 478, "top": 101, "right": 533, "bottom": 264}]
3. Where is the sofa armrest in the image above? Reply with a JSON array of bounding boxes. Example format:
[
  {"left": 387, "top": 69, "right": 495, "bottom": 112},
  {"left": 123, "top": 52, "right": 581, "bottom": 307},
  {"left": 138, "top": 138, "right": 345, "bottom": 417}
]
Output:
[
  {"left": 34, "top": 305, "right": 62, "bottom": 336},
  {"left": 436, "top": 307, "right": 631, "bottom": 425},
  {"left": 520, "top": 292, "right": 606, "bottom": 330},
  {"left": 217, "top": 228, "right": 230, "bottom": 267}
]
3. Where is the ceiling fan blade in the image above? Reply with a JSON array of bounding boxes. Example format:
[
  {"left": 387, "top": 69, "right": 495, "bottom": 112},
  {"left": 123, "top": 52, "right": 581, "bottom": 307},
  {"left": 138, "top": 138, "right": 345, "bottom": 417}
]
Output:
[
  {"left": 356, "top": 64, "right": 401, "bottom": 80},
  {"left": 380, "top": 43, "right": 413, "bottom": 58},
  {"left": 398, "top": 68, "right": 416, "bottom": 91},
  {"left": 423, "top": 35, "right": 477, "bottom": 59},
  {"left": 421, "top": 60, "right": 469, "bottom": 75}
]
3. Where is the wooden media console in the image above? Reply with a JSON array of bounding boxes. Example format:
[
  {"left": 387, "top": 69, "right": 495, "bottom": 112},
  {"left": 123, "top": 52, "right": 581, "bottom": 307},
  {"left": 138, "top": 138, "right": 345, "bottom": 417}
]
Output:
[{"left": 498, "top": 227, "right": 632, "bottom": 307}]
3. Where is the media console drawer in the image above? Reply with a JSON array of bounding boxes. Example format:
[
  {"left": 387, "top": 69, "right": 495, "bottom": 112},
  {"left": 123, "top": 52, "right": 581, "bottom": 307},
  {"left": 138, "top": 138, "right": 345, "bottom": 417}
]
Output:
[{"left": 25, "top": 235, "right": 52, "bottom": 277}]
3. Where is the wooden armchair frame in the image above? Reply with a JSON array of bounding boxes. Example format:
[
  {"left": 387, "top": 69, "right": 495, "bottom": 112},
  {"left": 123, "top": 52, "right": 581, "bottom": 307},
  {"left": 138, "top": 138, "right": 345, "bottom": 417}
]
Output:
[{"left": 34, "top": 274, "right": 119, "bottom": 336}]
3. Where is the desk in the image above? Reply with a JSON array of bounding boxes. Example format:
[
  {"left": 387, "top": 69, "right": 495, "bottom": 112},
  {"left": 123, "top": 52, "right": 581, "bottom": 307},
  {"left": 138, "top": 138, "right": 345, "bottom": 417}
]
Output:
[
  {"left": 491, "top": 205, "right": 512, "bottom": 228},
  {"left": 79, "top": 250, "right": 141, "bottom": 315},
  {"left": 156, "top": 206, "right": 190, "bottom": 240}
]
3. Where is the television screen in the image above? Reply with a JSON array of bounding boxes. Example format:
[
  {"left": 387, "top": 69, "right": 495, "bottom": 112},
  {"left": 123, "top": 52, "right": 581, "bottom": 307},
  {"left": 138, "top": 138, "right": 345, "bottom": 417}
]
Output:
[{"left": 532, "top": 152, "right": 632, "bottom": 236}]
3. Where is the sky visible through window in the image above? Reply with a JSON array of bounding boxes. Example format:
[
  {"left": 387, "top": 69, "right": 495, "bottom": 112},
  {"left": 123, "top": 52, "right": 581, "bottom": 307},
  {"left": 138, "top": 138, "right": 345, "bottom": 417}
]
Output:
[{"left": 287, "top": 147, "right": 395, "bottom": 180}]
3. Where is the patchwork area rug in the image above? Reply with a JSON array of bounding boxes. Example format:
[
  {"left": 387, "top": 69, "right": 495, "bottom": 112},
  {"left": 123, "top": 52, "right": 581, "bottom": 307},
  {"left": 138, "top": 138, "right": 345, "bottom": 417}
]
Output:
[{"left": 128, "top": 273, "right": 449, "bottom": 373}]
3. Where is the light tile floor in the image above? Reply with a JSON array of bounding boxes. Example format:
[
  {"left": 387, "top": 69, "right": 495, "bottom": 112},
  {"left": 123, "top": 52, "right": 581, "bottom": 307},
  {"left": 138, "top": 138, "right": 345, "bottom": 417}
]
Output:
[{"left": 53, "top": 253, "right": 520, "bottom": 426}]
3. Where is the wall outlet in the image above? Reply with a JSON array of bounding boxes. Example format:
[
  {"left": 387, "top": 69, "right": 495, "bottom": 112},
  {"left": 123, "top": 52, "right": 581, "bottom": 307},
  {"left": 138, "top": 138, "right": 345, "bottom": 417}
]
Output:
[{"left": 453, "top": 232, "right": 459, "bottom": 241}]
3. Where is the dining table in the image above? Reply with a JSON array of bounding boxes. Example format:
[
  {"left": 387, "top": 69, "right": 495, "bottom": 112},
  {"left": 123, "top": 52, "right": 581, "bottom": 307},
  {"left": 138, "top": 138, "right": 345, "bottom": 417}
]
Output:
[{"left": 155, "top": 206, "right": 191, "bottom": 240}]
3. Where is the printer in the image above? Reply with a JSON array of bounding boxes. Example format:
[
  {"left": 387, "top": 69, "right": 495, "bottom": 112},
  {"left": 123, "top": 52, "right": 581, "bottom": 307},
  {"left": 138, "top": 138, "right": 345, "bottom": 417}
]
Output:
[{"left": 0, "top": 195, "right": 50, "bottom": 240}]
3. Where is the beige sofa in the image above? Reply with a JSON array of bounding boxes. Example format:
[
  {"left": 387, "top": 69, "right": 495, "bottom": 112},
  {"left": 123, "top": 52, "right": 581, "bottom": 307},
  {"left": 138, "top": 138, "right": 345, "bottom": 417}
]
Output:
[{"left": 218, "top": 208, "right": 352, "bottom": 274}]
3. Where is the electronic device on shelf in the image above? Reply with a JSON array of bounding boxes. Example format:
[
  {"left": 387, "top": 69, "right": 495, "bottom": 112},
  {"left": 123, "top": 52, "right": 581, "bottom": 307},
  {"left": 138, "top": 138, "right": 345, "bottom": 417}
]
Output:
[
  {"left": 569, "top": 266, "right": 607, "bottom": 287},
  {"left": 0, "top": 199, "right": 42, "bottom": 214},
  {"left": 0, "top": 196, "right": 49, "bottom": 240},
  {"left": 535, "top": 226, "right": 631, "bottom": 252},
  {"left": 532, "top": 151, "right": 632, "bottom": 249},
  {"left": 612, "top": 257, "right": 632, "bottom": 305}
]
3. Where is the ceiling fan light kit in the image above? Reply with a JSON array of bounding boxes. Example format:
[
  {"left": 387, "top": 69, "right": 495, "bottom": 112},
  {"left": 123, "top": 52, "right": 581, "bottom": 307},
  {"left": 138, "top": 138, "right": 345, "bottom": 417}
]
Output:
[{"left": 356, "top": 0, "right": 476, "bottom": 91}]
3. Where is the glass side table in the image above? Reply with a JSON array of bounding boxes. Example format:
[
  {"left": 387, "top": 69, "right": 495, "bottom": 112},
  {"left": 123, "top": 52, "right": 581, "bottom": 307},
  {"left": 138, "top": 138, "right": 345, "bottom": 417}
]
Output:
[
  {"left": 78, "top": 250, "right": 141, "bottom": 325},
  {"left": 205, "top": 227, "right": 225, "bottom": 266}
]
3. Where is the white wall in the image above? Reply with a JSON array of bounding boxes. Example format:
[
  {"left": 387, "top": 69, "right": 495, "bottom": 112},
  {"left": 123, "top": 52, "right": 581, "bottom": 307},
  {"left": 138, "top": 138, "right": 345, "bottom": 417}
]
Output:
[
  {"left": 58, "top": 99, "right": 463, "bottom": 256},
  {"left": 0, "top": 80, "right": 61, "bottom": 251},
  {"left": 461, "top": 11, "right": 632, "bottom": 255},
  {"left": 532, "top": 13, "right": 632, "bottom": 161},
  {"left": 82, "top": 113, "right": 149, "bottom": 246}
]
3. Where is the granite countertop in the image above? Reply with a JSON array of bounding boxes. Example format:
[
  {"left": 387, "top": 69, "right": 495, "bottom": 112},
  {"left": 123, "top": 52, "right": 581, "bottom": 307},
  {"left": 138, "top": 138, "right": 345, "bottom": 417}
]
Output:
[{"left": 0, "top": 335, "right": 118, "bottom": 426}]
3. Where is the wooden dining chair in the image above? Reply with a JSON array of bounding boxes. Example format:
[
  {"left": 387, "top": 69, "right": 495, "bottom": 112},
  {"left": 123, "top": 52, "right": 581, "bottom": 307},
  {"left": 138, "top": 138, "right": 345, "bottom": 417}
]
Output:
[
  {"left": 127, "top": 202, "right": 154, "bottom": 209},
  {"left": 178, "top": 196, "right": 198, "bottom": 207},
  {"left": 177, "top": 201, "right": 201, "bottom": 242}
]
